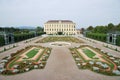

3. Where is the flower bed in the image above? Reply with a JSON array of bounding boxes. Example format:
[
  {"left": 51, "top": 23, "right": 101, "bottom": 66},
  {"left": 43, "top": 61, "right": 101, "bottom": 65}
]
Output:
[
  {"left": 0, "top": 45, "right": 51, "bottom": 75},
  {"left": 36, "top": 36, "right": 84, "bottom": 43},
  {"left": 70, "top": 45, "right": 120, "bottom": 76}
]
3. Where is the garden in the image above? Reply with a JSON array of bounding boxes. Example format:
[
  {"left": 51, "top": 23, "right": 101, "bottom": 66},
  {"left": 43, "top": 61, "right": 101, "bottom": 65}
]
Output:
[
  {"left": 0, "top": 45, "right": 51, "bottom": 75},
  {"left": 36, "top": 36, "right": 84, "bottom": 43},
  {"left": 70, "top": 45, "right": 120, "bottom": 76}
]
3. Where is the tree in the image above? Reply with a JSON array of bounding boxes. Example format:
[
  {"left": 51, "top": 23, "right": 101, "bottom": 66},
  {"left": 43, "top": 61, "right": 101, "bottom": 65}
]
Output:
[
  {"left": 0, "top": 27, "right": 3, "bottom": 31},
  {"left": 21, "top": 29, "right": 30, "bottom": 33},
  {"left": 36, "top": 26, "right": 43, "bottom": 32},
  {"left": 116, "top": 23, "right": 120, "bottom": 31},
  {"left": 92, "top": 26, "right": 107, "bottom": 33},
  {"left": 107, "top": 23, "right": 114, "bottom": 31},
  {"left": 87, "top": 26, "right": 94, "bottom": 31},
  {"left": 0, "top": 27, "right": 21, "bottom": 34}
]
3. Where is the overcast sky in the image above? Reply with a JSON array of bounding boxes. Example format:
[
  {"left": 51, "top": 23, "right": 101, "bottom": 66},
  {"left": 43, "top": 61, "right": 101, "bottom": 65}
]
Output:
[{"left": 0, "top": 0, "right": 120, "bottom": 28}]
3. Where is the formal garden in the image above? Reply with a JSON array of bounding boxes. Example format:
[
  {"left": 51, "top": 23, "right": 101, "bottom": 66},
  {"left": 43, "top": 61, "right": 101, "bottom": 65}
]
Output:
[
  {"left": 70, "top": 45, "right": 120, "bottom": 76},
  {"left": 0, "top": 45, "right": 51, "bottom": 75},
  {"left": 0, "top": 35, "right": 120, "bottom": 77},
  {"left": 36, "top": 36, "right": 84, "bottom": 43}
]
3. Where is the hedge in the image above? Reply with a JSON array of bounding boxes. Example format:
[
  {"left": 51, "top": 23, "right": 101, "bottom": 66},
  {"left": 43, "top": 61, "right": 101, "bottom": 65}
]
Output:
[
  {"left": 36, "top": 32, "right": 46, "bottom": 36},
  {"left": 86, "top": 33, "right": 107, "bottom": 42},
  {"left": 0, "top": 36, "right": 5, "bottom": 46},
  {"left": 14, "top": 33, "right": 35, "bottom": 42},
  {"left": 14, "top": 32, "right": 45, "bottom": 42},
  {"left": 0, "top": 32, "right": 45, "bottom": 46},
  {"left": 116, "top": 36, "right": 120, "bottom": 46}
]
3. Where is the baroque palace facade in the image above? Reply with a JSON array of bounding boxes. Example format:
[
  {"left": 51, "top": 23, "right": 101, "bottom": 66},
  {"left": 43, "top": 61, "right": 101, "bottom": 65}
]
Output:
[{"left": 44, "top": 20, "right": 77, "bottom": 35}]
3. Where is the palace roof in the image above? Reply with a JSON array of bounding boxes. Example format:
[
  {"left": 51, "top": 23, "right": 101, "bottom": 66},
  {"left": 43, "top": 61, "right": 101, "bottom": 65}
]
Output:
[{"left": 46, "top": 20, "right": 73, "bottom": 23}]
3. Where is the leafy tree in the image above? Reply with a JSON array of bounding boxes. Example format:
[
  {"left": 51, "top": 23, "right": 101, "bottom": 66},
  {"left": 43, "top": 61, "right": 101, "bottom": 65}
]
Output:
[
  {"left": 116, "top": 23, "right": 120, "bottom": 31},
  {"left": 36, "top": 26, "right": 43, "bottom": 32},
  {"left": 87, "top": 26, "right": 94, "bottom": 31},
  {"left": 21, "top": 29, "right": 30, "bottom": 33},
  {"left": 107, "top": 23, "right": 114, "bottom": 31},
  {"left": 92, "top": 26, "right": 106, "bottom": 33}
]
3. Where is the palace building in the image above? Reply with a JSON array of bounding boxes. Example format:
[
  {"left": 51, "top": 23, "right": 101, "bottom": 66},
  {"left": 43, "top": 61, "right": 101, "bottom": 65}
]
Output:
[{"left": 44, "top": 20, "right": 77, "bottom": 35}]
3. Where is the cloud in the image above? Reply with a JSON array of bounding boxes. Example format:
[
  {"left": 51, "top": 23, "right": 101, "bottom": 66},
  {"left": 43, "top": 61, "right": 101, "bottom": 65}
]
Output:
[{"left": 0, "top": 0, "right": 120, "bottom": 28}]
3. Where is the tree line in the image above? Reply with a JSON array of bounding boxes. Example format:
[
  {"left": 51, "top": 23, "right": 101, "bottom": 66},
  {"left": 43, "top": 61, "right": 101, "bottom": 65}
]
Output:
[
  {"left": 86, "top": 23, "right": 120, "bottom": 33},
  {"left": 0, "top": 26, "right": 45, "bottom": 46},
  {"left": 0, "top": 26, "right": 44, "bottom": 34},
  {"left": 85, "top": 23, "right": 120, "bottom": 46}
]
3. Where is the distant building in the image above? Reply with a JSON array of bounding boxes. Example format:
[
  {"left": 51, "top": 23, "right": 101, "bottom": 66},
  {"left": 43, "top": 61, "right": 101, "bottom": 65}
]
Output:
[
  {"left": 44, "top": 20, "right": 76, "bottom": 35},
  {"left": 76, "top": 29, "right": 82, "bottom": 35}
]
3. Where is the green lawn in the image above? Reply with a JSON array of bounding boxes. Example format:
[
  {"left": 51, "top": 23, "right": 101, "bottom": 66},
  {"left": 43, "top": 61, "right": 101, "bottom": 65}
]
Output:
[
  {"left": 82, "top": 48, "right": 96, "bottom": 58},
  {"left": 26, "top": 48, "right": 39, "bottom": 58}
]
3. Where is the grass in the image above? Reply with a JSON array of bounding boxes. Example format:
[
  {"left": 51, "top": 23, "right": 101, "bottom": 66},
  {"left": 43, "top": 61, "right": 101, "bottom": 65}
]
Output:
[
  {"left": 8, "top": 56, "right": 20, "bottom": 68},
  {"left": 26, "top": 48, "right": 39, "bottom": 58},
  {"left": 82, "top": 48, "right": 96, "bottom": 58}
]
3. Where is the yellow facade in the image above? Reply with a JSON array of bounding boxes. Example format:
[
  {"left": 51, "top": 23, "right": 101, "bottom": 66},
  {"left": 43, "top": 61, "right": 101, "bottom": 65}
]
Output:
[{"left": 44, "top": 20, "right": 77, "bottom": 35}]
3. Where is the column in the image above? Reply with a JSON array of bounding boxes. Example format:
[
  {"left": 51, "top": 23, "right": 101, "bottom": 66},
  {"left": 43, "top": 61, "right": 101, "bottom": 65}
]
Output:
[
  {"left": 113, "top": 34, "right": 117, "bottom": 45},
  {"left": 107, "top": 33, "right": 110, "bottom": 43},
  {"left": 4, "top": 34, "right": 7, "bottom": 45}
]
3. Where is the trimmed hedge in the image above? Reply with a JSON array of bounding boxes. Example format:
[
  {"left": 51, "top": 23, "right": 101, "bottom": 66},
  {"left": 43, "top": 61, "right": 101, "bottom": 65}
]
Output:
[
  {"left": 86, "top": 32, "right": 120, "bottom": 46},
  {"left": 0, "top": 32, "right": 45, "bottom": 46},
  {"left": 14, "top": 33, "right": 35, "bottom": 42},
  {"left": 116, "top": 36, "right": 120, "bottom": 46},
  {"left": 14, "top": 32, "right": 45, "bottom": 42},
  {"left": 37, "top": 32, "right": 46, "bottom": 36},
  {"left": 0, "top": 36, "right": 5, "bottom": 46},
  {"left": 86, "top": 33, "right": 107, "bottom": 42}
]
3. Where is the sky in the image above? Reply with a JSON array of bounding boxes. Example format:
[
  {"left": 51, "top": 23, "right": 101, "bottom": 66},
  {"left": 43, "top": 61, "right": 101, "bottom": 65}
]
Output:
[{"left": 0, "top": 0, "right": 120, "bottom": 28}]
